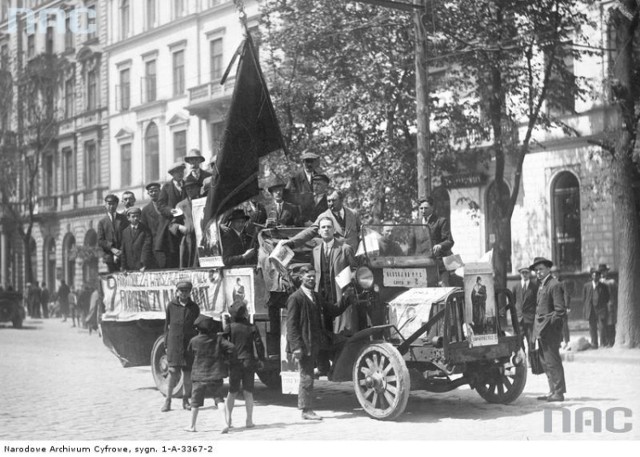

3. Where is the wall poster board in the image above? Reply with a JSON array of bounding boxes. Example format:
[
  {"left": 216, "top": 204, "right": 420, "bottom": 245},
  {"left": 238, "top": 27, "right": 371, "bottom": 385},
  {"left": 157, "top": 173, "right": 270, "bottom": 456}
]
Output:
[{"left": 464, "top": 262, "right": 498, "bottom": 346}]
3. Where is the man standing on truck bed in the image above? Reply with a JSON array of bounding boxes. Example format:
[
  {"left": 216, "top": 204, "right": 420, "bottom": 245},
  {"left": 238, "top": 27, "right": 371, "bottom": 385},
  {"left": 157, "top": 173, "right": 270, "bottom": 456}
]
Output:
[{"left": 162, "top": 281, "right": 201, "bottom": 413}]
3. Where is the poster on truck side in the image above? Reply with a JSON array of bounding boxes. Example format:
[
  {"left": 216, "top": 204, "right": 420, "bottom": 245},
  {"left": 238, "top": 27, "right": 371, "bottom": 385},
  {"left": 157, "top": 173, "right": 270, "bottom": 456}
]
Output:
[
  {"left": 280, "top": 310, "right": 300, "bottom": 395},
  {"left": 463, "top": 262, "right": 498, "bottom": 346}
]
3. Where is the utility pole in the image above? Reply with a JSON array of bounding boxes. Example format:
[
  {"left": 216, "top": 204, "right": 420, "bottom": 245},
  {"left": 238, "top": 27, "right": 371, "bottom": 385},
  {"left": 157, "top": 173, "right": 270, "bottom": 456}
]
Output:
[{"left": 352, "top": 0, "right": 431, "bottom": 197}]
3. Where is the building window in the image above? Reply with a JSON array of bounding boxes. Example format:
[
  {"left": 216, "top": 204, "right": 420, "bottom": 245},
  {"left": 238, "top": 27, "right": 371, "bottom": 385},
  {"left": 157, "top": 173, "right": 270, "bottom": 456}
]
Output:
[
  {"left": 485, "top": 179, "right": 511, "bottom": 271},
  {"left": 120, "top": 68, "right": 130, "bottom": 110},
  {"left": 62, "top": 148, "right": 75, "bottom": 193},
  {"left": 145, "top": 60, "right": 156, "bottom": 103},
  {"left": 44, "top": 237, "right": 56, "bottom": 293},
  {"left": 173, "top": 0, "right": 184, "bottom": 19},
  {"left": 65, "top": 16, "right": 73, "bottom": 50},
  {"left": 210, "top": 38, "right": 223, "bottom": 81},
  {"left": 64, "top": 78, "right": 74, "bottom": 118},
  {"left": 121, "top": 143, "right": 132, "bottom": 186},
  {"left": 545, "top": 42, "right": 576, "bottom": 115},
  {"left": 87, "top": 5, "right": 97, "bottom": 41},
  {"left": 63, "top": 233, "right": 76, "bottom": 288},
  {"left": 87, "top": 69, "right": 97, "bottom": 110},
  {"left": 173, "top": 130, "right": 186, "bottom": 162},
  {"left": 43, "top": 154, "right": 54, "bottom": 195},
  {"left": 84, "top": 141, "right": 97, "bottom": 189},
  {"left": 27, "top": 34, "right": 35, "bottom": 59},
  {"left": 46, "top": 26, "right": 54, "bottom": 54},
  {"left": 552, "top": 171, "right": 581, "bottom": 271},
  {"left": 146, "top": 0, "right": 156, "bottom": 29},
  {"left": 173, "top": 50, "right": 184, "bottom": 96},
  {"left": 145, "top": 122, "right": 159, "bottom": 182},
  {"left": 120, "top": 0, "right": 130, "bottom": 40}
]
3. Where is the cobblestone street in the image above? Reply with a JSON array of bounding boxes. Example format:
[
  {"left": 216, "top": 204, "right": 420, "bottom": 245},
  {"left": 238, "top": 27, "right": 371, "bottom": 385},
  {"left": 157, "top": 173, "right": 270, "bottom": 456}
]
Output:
[{"left": 1, "top": 318, "right": 639, "bottom": 442}]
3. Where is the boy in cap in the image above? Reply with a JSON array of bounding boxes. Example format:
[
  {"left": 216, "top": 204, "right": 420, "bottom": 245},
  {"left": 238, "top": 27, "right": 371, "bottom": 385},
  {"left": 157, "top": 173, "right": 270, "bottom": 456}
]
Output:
[
  {"left": 185, "top": 315, "right": 235, "bottom": 432},
  {"left": 162, "top": 281, "right": 201, "bottom": 412},
  {"left": 97, "top": 194, "right": 129, "bottom": 272},
  {"left": 120, "top": 207, "right": 153, "bottom": 271},
  {"left": 222, "top": 303, "right": 265, "bottom": 433}
]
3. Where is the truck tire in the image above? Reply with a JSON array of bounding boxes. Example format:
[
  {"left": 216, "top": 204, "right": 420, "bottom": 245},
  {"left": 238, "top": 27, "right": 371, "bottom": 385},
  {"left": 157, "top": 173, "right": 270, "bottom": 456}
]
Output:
[{"left": 151, "top": 335, "right": 183, "bottom": 397}]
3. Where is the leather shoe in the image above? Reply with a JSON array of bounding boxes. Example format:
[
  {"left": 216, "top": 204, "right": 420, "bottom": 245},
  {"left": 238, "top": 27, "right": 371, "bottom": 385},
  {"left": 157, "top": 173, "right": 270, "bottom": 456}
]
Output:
[
  {"left": 547, "top": 393, "right": 565, "bottom": 402},
  {"left": 537, "top": 393, "right": 552, "bottom": 400},
  {"left": 301, "top": 410, "right": 323, "bottom": 421}
]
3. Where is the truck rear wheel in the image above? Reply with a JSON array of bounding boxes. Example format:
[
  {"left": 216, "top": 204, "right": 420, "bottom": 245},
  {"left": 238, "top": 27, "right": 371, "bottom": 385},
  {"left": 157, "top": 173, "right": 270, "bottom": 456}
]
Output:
[
  {"left": 151, "top": 335, "right": 183, "bottom": 397},
  {"left": 474, "top": 351, "right": 527, "bottom": 404}
]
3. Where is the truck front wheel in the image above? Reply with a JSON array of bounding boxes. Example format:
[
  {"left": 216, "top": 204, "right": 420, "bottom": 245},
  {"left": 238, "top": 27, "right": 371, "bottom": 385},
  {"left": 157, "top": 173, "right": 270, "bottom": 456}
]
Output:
[{"left": 151, "top": 335, "right": 183, "bottom": 397}]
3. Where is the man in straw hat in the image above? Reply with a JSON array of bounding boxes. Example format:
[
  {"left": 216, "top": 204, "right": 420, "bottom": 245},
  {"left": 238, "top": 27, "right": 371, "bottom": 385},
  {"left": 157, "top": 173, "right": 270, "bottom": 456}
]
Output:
[{"left": 530, "top": 256, "right": 567, "bottom": 402}]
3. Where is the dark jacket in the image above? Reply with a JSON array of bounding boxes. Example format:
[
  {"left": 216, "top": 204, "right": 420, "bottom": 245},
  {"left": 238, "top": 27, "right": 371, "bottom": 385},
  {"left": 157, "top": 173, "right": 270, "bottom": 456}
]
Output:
[
  {"left": 164, "top": 298, "right": 201, "bottom": 367},
  {"left": 156, "top": 180, "right": 186, "bottom": 256},
  {"left": 408, "top": 213, "right": 454, "bottom": 257},
  {"left": 220, "top": 226, "right": 254, "bottom": 266},
  {"left": 229, "top": 320, "right": 265, "bottom": 363},
  {"left": 174, "top": 198, "right": 199, "bottom": 268},
  {"left": 187, "top": 169, "right": 212, "bottom": 196},
  {"left": 511, "top": 279, "right": 538, "bottom": 324},
  {"left": 286, "top": 287, "right": 326, "bottom": 357},
  {"left": 141, "top": 201, "right": 163, "bottom": 254},
  {"left": 582, "top": 280, "right": 609, "bottom": 320},
  {"left": 532, "top": 275, "right": 566, "bottom": 340},
  {"left": 286, "top": 169, "right": 315, "bottom": 222},
  {"left": 266, "top": 201, "right": 300, "bottom": 227},
  {"left": 97, "top": 212, "right": 129, "bottom": 266},
  {"left": 120, "top": 223, "right": 153, "bottom": 270},
  {"left": 187, "top": 332, "right": 235, "bottom": 382}
]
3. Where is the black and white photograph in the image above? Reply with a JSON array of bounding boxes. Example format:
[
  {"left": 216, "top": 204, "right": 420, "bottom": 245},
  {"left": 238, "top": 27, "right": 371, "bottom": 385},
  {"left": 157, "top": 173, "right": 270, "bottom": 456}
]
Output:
[{"left": 1, "top": 0, "right": 639, "bottom": 452}]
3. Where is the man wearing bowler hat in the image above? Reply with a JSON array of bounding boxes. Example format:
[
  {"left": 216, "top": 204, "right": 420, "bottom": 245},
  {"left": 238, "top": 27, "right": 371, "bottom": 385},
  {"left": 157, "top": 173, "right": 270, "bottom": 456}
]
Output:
[
  {"left": 184, "top": 149, "right": 211, "bottom": 196},
  {"left": 286, "top": 151, "right": 321, "bottom": 223},
  {"left": 157, "top": 162, "right": 188, "bottom": 268},
  {"left": 220, "top": 209, "right": 256, "bottom": 267},
  {"left": 266, "top": 177, "right": 300, "bottom": 227},
  {"left": 530, "top": 256, "right": 567, "bottom": 402},
  {"left": 582, "top": 266, "right": 609, "bottom": 349},
  {"left": 162, "top": 281, "right": 201, "bottom": 412},
  {"left": 97, "top": 194, "right": 129, "bottom": 272}
]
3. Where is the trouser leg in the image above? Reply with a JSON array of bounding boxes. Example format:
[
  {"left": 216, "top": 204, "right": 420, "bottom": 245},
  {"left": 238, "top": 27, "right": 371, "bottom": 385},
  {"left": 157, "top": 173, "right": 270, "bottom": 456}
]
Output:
[
  {"left": 540, "top": 332, "right": 566, "bottom": 395},
  {"left": 588, "top": 312, "right": 598, "bottom": 348},
  {"left": 298, "top": 355, "right": 315, "bottom": 410}
]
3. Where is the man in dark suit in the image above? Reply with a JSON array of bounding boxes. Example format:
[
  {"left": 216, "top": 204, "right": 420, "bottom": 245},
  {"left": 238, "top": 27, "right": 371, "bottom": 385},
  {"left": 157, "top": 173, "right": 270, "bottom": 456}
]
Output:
[
  {"left": 582, "top": 267, "right": 609, "bottom": 349},
  {"left": 286, "top": 264, "right": 327, "bottom": 421},
  {"left": 97, "top": 194, "right": 129, "bottom": 272},
  {"left": 408, "top": 196, "right": 454, "bottom": 257},
  {"left": 312, "top": 217, "right": 358, "bottom": 336},
  {"left": 309, "top": 174, "right": 330, "bottom": 224},
  {"left": 141, "top": 182, "right": 164, "bottom": 268},
  {"left": 156, "top": 162, "right": 187, "bottom": 268},
  {"left": 599, "top": 264, "right": 617, "bottom": 347},
  {"left": 286, "top": 190, "right": 361, "bottom": 251},
  {"left": 184, "top": 149, "right": 212, "bottom": 197},
  {"left": 120, "top": 207, "right": 153, "bottom": 271},
  {"left": 220, "top": 209, "right": 256, "bottom": 267},
  {"left": 172, "top": 175, "right": 201, "bottom": 268},
  {"left": 286, "top": 151, "right": 320, "bottom": 223},
  {"left": 265, "top": 178, "right": 300, "bottom": 227},
  {"left": 511, "top": 266, "right": 538, "bottom": 349},
  {"left": 531, "top": 256, "right": 567, "bottom": 402}
]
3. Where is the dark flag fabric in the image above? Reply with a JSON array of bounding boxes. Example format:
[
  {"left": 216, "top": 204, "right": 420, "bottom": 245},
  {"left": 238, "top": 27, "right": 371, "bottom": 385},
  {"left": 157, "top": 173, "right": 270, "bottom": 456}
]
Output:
[{"left": 203, "top": 36, "right": 286, "bottom": 223}]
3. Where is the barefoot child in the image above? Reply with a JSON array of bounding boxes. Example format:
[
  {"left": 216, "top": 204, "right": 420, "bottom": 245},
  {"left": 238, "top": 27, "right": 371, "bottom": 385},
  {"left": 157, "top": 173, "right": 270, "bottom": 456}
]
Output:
[
  {"left": 185, "top": 315, "right": 234, "bottom": 432},
  {"left": 222, "top": 303, "right": 266, "bottom": 433}
]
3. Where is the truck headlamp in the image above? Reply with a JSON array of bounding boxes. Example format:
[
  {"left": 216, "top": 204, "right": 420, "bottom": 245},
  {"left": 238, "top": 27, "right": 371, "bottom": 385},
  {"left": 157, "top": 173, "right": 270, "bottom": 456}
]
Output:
[{"left": 356, "top": 266, "right": 374, "bottom": 290}]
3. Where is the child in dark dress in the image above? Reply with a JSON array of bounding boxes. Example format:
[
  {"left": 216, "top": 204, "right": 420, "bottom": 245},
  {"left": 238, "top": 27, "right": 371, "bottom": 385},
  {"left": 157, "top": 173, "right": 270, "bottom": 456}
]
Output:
[
  {"left": 185, "top": 315, "right": 234, "bottom": 432},
  {"left": 222, "top": 303, "right": 265, "bottom": 434}
]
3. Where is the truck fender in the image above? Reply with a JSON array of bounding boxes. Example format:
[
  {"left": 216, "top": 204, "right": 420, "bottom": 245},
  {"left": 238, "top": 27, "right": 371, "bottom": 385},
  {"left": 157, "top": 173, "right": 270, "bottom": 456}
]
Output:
[{"left": 330, "top": 325, "right": 393, "bottom": 382}]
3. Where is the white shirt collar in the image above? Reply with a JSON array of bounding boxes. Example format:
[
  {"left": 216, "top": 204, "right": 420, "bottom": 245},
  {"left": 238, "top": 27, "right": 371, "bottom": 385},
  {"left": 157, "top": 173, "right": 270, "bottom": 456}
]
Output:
[{"left": 300, "top": 285, "right": 314, "bottom": 302}]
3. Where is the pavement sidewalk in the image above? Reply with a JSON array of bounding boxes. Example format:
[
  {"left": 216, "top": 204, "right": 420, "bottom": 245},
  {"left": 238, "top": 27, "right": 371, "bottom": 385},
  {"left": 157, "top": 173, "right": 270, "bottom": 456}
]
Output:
[{"left": 559, "top": 327, "right": 640, "bottom": 364}]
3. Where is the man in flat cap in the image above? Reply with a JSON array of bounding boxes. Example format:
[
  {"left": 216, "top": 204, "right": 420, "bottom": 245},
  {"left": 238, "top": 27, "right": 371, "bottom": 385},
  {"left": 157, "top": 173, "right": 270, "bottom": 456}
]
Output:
[
  {"left": 184, "top": 149, "right": 212, "bottom": 197},
  {"left": 120, "top": 207, "right": 153, "bottom": 271},
  {"left": 97, "top": 194, "right": 129, "bottom": 272},
  {"left": 286, "top": 151, "right": 321, "bottom": 223},
  {"left": 172, "top": 175, "right": 202, "bottom": 268},
  {"left": 156, "top": 162, "right": 188, "bottom": 268},
  {"left": 511, "top": 266, "right": 538, "bottom": 350},
  {"left": 220, "top": 209, "right": 256, "bottom": 267},
  {"left": 141, "top": 182, "right": 163, "bottom": 268},
  {"left": 266, "top": 177, "right": 300, "bottom": 227},
  {"left": 530, "top": 256, "right": 567, "bottom": 402},
  {"left": 162, "top": 280, "right": 201, "bottom": 412},
  {"left": 582, "top": 266, "right": 609, "bottom": 349},
  {"left": 598, "top": 264, "right": 617, "bottom": 346}
]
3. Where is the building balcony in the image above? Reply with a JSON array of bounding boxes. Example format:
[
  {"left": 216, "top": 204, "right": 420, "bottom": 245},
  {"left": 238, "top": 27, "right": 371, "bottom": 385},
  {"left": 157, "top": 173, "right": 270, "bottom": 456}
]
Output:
[{"left": 186, "top": 77, "right": 235, "bottom": 119}]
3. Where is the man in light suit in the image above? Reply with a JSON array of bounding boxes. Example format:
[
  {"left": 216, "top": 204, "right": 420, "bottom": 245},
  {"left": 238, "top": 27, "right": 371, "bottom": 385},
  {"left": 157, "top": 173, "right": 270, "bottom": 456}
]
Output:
[
  {"left": 120, "top": 207, "right": 153, "bottom": 271},
  {"left": 531, "top": 256, "right": 567, "bottom": 402},
  {"left": 183, "top": 149, "right": 211, "bottom": 196},
  {"left": 312, "top": 217, "right": 358, "bottom": 336},
  {"left": 511, "top": 266, "right": 538, "bottom": 349},
  {"left": 97, "top": 194, "right": 129, "bottom": 272},
  {"left": 172, "top": 175, "right": 201, "bottom": 268},
  {"left": 285, "top": 190, "right": 361, "bottom": 251},
  {"left": 582, "top": 267, "right": 609, "bottom": 349}
]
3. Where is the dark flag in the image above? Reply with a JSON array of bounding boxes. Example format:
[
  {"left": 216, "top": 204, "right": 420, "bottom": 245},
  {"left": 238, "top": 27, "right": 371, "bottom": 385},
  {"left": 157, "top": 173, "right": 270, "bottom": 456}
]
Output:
[{"left": 203, "top": 36, "right": 286, "bottom": 223}]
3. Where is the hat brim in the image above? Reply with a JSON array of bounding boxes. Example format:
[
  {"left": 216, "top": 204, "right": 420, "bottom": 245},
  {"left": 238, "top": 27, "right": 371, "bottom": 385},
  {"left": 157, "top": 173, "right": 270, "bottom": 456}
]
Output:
[
  {"left": 185, "top": 156, "right": 205, "bottom": 163},
  {"left": 529, "top": 259, "right": 553, "bottom": 270},
  {"left": 268, "top": 184, "right": 286, "bottom": 191},
  {"left": 168, "top": 166, "right": 186, "bottom": 174}
]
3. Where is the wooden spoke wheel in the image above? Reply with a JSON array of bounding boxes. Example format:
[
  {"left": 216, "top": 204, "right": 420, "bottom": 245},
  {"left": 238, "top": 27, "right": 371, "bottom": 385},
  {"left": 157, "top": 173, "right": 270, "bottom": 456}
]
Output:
[
  {"left": 474, "top": 351, "right": 527, "bottom": 404},
  {"left": 353, "top": 342, "right": 410, "bottom": 421},
  {"left": 150, "top": 335, "right": 183, "bottom": 398}
]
